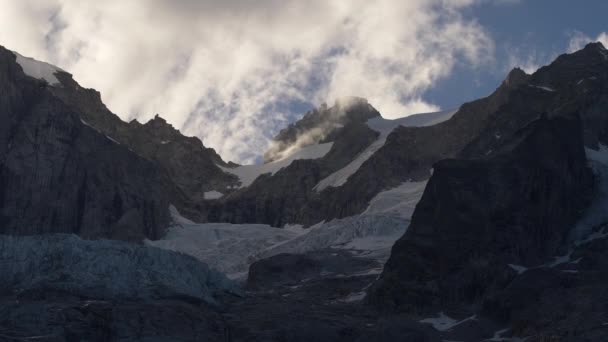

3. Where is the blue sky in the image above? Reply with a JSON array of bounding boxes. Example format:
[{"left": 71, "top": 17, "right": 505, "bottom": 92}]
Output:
[{"left": 426, "top": 0, "right": 608, "bottom": 110}]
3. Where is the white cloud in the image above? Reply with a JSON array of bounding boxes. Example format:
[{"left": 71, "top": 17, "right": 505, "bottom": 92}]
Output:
[
  {"left": 0, "top": 0, "right": 494, "bottom": 163},
  {"left": 505, "top": 48, "right": 545, "bottom": 74},
  {"left": 568, "top": 31, "right": 608, "bottom": 53}
]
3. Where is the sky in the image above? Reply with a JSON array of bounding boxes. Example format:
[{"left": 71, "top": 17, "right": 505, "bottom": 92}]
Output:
[{"left": 0, "top": 0, "right": 606, "bottom": 164}]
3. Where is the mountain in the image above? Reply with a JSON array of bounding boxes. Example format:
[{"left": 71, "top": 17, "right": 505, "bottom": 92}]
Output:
[
  {"left": 0, "top": 45, "right": 242, "bottom": 240},
  {"left": 368, "top": 42, "right": 608, "bottom": 339},
  {"left": 1, "top": 42, "right": 608, "bottom": 341}
]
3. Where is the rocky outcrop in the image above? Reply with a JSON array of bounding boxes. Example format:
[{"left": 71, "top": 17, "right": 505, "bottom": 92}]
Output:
[
  {"left": 50, "top": 70, "right": 238, "bottom": 204},
  {"left": 0, "top": 46, "right": 171, "bottom": 240},
  {"left": 264, "top": 97, "right": 379, "bottom": 162},
  {"left": 368, "top": 113, "right": 593, "bottom": 314},
  {"left": 247, "top": 253, "right": 323, "bottom": 290}
]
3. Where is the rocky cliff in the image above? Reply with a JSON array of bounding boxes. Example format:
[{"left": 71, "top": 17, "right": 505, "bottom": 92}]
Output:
[
  {"left": 0, "top": 46, "right": 172, "bottom": 240},
  {"left": 368, "top": 113, "right": 593, "bottom": 313}
]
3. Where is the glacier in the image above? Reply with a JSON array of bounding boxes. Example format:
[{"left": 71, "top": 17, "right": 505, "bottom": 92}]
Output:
[
  {"left": 149, "top": 180, "right": 427, "bottom": 280},
  {"left": 0, "top": 234, "right": 238, "bottom": 304}
]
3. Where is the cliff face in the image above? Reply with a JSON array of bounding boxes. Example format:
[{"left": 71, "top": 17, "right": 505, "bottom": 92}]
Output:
[
  {"left": 49, "top": 70, "right": 238, "bottom": 205},
  {"left": 0, "top": 46, "right": 170, "bottom": 241},
  {"left": 368, "top": 113, "right": 593, "bottom": 313}
]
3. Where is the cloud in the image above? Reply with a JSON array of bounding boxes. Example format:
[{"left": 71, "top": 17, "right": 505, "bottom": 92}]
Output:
[
  {"left": 0, "top": 0, "right": 494, "bottom": 163},
  {"left": 505, "top": 47, "right": 549, "bottom": 74},
  {"left": 568, "top": 31, "right": 608, "bottom": 53}
]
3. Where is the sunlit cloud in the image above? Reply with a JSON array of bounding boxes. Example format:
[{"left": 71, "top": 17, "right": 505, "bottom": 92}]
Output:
[
  {"left": 0, "top": 0, "right": 495, "bottom": 163},
  {"left": 568, "top": 31, "right": 608, "bottom": 53}
]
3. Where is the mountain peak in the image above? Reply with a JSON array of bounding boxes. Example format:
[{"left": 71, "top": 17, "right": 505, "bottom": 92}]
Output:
[
  {"left": 582, "top": 41, "right": 606, "bottom": 52},
  {"left": 503, "top": 67, "right": 529, "bottom": 87},
  {"left": 264, "top": 97, "right": 380, "bottom": 162}
]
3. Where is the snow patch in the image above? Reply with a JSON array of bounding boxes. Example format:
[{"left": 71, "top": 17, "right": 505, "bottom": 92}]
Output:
[
  {"left": 508, "top": 264, "right": 528, "bottom": 274},
  {"left": 12, "top": 51, "right": 62, "bottom": 85},
  {"left": 483, "top": 328, "right": 517, "bottom": 342},
  {"left": 315, "top": 110, "right": 456, "bottom": 191},
  {"left": 576, "top": 226, "right": 608, "bottom": 246},
  {"left": 105, "top": 135, "right": 119, "bottom": 144},
  {"left": 340, "top": 291, "right": 367, "bottom": 302},
  {"left": 419, "top": 312, "right": 476, "bottom": 332},
  {"left": 220, "top": 142, "right": 333, "bottom": 188},
  {"left": 546, "top": 251, "right": 573, "bottom": 268},
  {"left": 204, "top": 190, "right": 224, "bottom": 200},
  {"left": 529, "top": 84, "right": 556, "bottom": 92},
  {"left": 363, "top": 181, "right": 427, "bottom": 219}
]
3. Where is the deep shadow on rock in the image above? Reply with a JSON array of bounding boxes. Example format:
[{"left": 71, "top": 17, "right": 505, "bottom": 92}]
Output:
[{"left": 368, "top": 113, "right": 593, "bottom": 314}]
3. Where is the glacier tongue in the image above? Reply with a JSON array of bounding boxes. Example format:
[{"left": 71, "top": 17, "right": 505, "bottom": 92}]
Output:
[
  {"left": 150, "top": 180, "right": 427, "bottom": 280},
  {"left": 147, "top": 220, "right": 305, "bottom": 279},
  {"left": 0, "top": 234, "right": 237, "bottom": 304},
  {"left": 363, "top": 180, "right": 427, "bottom": 219}
]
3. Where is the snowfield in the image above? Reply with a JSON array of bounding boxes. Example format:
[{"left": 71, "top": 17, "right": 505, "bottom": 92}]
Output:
[
  {"left": 219, "top": 142, "right": 333, "bottom": 188},
  {"left": 203, "top": 190, "right": 224, "bottom": 200},
  {"left": 0, "top": 234, "right": 237, "bottom": 304},
  {"left": 147, "top": 220, "right": 306, "bottom": 279},
  {"left": 149, "top": 180, "right": 427, "bottom": 280},
  {"left": 363, "top": 180, "right": 427, "bottom": 219},
  {"left": 12, "top": 51, "right": 63, "bottom": 85},
  {"left": 314, "top": 110, "right": 456, "bottom": 191}
]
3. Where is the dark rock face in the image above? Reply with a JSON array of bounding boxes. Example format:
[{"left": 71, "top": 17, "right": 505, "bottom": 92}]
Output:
[
  {"left": 50, "top": 70, "right": 238, "bottom": 205},
  {"left": 368, "top": 113, "right": 593, "bottom": 314},
  {"left": 246, "top": 249, "right": 380, "bottom": 290},
  {"left": 0, "top": 298, "right": 229, "bottom": 342},
  {"left": 247, "top": 253, "right": 322, "bottom": 290},
  {"left": 0, "top": 46, "right": 170, "bottom": 240},
  {"left": 480, "top": 230, "right": 608, "bottom": 341}
]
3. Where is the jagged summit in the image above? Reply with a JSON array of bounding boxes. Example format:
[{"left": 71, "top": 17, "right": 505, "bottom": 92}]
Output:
[
  {"left": 264, "top": 97, "right": 380, "bottom": 163},
  {"left": 582, "top": 41, "right": 606, "bottom": 51},
  {"left": 502, "top": 67, "right": 529, "bottom": 88}
]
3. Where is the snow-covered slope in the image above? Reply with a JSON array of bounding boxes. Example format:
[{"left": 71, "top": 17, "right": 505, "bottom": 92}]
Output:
[
  {"left": 363, "top": 180, "right": 427, "bottom": 219},
  {"left": 12, "top": 51, "right": 63, "bottom": 85},
  {"left": 150, "top": 180, "right": 426, "bottom": 279},
  {"left": 314, "top": 110, "right": 456, "bottom": 191},
  {"left": 257, "top": 215, "right": 407, "bottom": 266},
  {"left": 146, "top": 219, "right": 306, "bottom": 279},
  {"left": 220, "top": 142, "right": 333, "bottom": 188},
  {"left": 204, "top": 190, "right": 224, "bottom": 200},
  {"left": 0, "top": 234, "right": 237, "bottom": 304}
]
